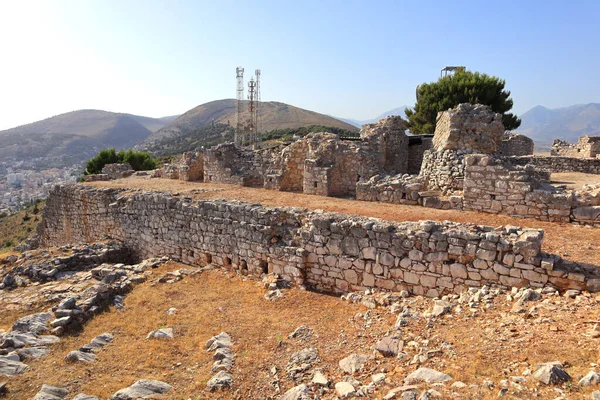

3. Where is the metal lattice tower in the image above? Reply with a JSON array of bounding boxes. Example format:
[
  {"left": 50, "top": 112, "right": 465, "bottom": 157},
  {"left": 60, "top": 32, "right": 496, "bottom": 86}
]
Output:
[
  {"left": 255, "top": 69, "right": 261, "bottom": 141},
  {"left": 247, "top": 77, "right": 257, "bottom": 146},
  {"left": 235, "top": 67, "right": 244, "bottom": 146}
]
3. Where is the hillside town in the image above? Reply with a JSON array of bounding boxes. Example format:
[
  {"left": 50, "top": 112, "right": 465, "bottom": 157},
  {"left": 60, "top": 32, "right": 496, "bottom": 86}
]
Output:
[{"left": 0, "top": 162, "right": 79, "bottom": 215}]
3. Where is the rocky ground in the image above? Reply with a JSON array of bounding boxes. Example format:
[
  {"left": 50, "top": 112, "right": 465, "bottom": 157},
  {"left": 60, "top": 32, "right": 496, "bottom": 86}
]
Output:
[{"left": 2, "top": 244, "right": 600, "bottom": 399}]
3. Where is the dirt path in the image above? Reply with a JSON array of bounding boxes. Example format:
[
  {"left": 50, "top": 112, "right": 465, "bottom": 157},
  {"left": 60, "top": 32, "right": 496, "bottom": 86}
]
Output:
[{"left": 86, "top": 178, "right": 600, "bottom": 265}]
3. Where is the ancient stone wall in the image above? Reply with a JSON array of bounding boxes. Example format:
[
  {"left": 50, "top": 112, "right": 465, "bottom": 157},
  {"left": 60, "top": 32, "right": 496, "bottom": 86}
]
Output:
[
  {"left": 203, "top": 143, "right": 262, "bottom": 186},
  {"left": 432, "top": 104, "right": 504, "bottom": 153},
  {"left": 505, "top": 155, "right": 600, "bottom": 174},
  {"left": 498, "top": 134, "right": 534, "bottom": 156},
  {"left": 551, "top": 136, "right": 600, "bottom": 158},
  {"left": 199, "top": 118, "right": 410, "bottom": 197},
  {"left": 360, "top": 116, "right": 409, "bottom": 174},
  {"left": 462, "top": 155, "right": 600, "bottom": 225},
  {"left": 164, "top": 152, "right": 204, "bottom": 181},
  {"left": 101, "top": 163, "right": 134, "bottom": 180},
  {"left": 38, "top": 184, "right": 600, "bottom": 295},
  {"left": 407, "top": 136, "right": 433, "bottom": 174},
  {"left": 420, "top": 104, "right": 505, "bottom": 195}
]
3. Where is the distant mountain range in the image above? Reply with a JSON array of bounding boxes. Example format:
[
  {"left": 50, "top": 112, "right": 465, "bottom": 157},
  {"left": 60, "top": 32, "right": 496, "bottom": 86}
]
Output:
[
  {"left": 516, "top": 103, "right": 600, "bottom": 145},
  {"left": 2, "top": 101, "right": 599, "bottom": 171}
]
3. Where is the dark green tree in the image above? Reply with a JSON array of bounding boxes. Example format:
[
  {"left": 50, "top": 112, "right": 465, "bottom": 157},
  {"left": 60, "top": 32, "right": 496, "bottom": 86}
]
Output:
[
  {"left": 405, "top": 70, "right": 521, "bottom": 134},
  {"left": 85, "top": 149, "right": 119, "bottom": 175},
  {"left": 85, "top": 149, "right": 156, "bottom": 175}
]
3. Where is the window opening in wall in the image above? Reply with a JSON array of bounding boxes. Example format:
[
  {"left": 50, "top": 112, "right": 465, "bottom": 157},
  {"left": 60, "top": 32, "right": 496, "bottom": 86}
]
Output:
[
  {"left": 188, "top": 250, "right": 194, "bottom": 258},
  {"left": 401, "top": 192, "right": 407, "bottom": 199},
  {"left": 205, "top": 253, "right": 213, "bottom": 264},
  {"left": 224, "top": 256, "right": 232, "bottom": 267},
  {"left": 490, "top": 194, "right": 496, "bottom": 200},
  {"left": 313, "top": 181, "right": 318, "bottom": 188},
  {"left": 258, "top": 260, "right": 269, "bottom": 274}
]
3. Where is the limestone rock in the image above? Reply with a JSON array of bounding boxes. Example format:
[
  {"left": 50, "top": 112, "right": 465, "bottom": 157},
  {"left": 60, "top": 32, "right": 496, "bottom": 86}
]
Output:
[
  {"left": 430, "top": 300, "right": 452, "bottom": 317},
  {"left": 375, "top": 336, "right": 403, "bottom": 357},
  {"left": 109, "top": 380, "right": 173, "bottom": 399},
  {"left": 11, "top": 312, "right": 53, "bottom": 334},
  {"left": 206, "top": 370, "right": 233, "bottom": 392},
  {"left": 405, "top": 368, "right": 452, "bottom": 384},
  {"left": 17, "top": 346, "right": 49, "bottom": 360},
  {"left": 146, "top": 328, "right": 173, "bottom": 340},
  {"left": 0, "top": 356, "right": 28, "bottom": 376},
  {"left": 32, "top": 385, "right": 68, "bottom": 400},
  {"left": 205, "top": 332, "right": 232, "bottom": 350},
  {"left": 72, "top": 395, "right": 100, "bottom": 400},
  {"left": 335, "top": 381, "right": 356, "bottom": 398},
  {"left": 64, "top": 350, "right": 96, "bottom": 363},
  {"left": 579, "top": 370, "right": 600, "bottom": 386},
  {"left": 339, "top": 353, "right": 369, "bottom": 374},
  {"left": 312, "top": 370, "right": 329, "bottom": 386},
  {"left": 279, "top": 384, "right": 311, "bottom": 400},
  {"left": 80, "top": 333, "right": 114, "bottom": 353},
  {"left": 532, "top": 362, "right": 572, "bottom": 385}
]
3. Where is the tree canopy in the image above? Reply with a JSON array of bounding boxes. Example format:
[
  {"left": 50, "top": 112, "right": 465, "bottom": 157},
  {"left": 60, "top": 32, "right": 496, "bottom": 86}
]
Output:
[
  {"left": 405, "top": 70, "right": 521, "bottom": 135},
  {"left": 85, "top": 149, "right": 156, "bottom": 175}
]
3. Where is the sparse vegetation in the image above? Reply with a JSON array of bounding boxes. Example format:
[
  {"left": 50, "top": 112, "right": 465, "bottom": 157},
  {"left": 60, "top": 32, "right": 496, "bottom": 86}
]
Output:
[
  {"left": 85, "top": 149, "right": 157, "bottom": 175},
  {"left": 406, "top": 69, "right": 521, "bottom": 134},
  {"left": 0, "top": 201, "right": 43, "bottom": 253}
]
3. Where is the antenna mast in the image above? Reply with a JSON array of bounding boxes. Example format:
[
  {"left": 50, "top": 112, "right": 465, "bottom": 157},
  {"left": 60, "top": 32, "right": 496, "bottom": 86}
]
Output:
[
  {"left": 255, "top": 69, "right": 261, "bottom": 141},
  {"left": 235, "top": 67, "right": 244, "bottom": 146},
  {"left": 247, "top": 77, "right": 256, "bottom": 146}
]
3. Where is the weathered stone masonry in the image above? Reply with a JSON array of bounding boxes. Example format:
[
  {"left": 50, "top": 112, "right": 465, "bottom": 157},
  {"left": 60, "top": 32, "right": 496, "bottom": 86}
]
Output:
[{"left": 38, "top": 184, "right": 600, "bottom": 296}]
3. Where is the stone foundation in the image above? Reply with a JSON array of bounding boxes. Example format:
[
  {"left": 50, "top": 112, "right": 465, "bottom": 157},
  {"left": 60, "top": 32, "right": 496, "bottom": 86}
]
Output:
[
  {"left": 37, "top": 184, "right": 600, "bottom": 295},
  {"left": 551, "top": 136, "right": 600, "bottom": 158}
]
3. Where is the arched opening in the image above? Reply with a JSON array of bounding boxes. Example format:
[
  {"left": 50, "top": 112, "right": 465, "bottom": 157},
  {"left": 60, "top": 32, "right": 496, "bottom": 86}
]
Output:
[{"left": 259, "top": 260, "right": 269, "bottom": 274}]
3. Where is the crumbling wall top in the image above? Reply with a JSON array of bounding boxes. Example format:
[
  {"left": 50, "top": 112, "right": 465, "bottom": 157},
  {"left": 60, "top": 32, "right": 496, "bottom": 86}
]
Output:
[{"left": 432, "top": 103, "right": 504, "bottom": 154}]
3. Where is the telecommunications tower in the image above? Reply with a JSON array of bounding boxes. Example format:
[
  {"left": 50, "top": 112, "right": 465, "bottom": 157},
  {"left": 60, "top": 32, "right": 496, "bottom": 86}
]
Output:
[
  {"left": 235, "top": 67, "right": 261, "bottom": 147},
  {"left": 235, "top": 67, "right": 245, "bottom": 146}
]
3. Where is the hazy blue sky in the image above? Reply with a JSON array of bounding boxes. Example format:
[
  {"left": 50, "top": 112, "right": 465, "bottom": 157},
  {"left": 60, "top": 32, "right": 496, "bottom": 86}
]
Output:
[{"left": 0, "top": 0, "right": 598, "bottom": 130}]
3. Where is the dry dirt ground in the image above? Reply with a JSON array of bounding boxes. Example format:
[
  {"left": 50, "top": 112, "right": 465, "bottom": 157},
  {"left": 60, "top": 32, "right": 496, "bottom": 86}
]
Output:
[
  {"left": 551, "top": 172, "right": 600, "bottom": 190},
  {"left": 3, "top": 260, "right": 600, "bottom": 400},
  {"left": 87, "top": 178, "right": 600, "bottom": 266}
]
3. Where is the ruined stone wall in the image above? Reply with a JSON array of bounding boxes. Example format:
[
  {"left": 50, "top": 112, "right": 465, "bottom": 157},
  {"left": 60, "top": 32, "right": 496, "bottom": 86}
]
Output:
[
  {"left": 360, "top": 116, "right": 409, "bottom": 174},
  {"left": 420, "top": 150, "right": 469, "bottom": 195},
  {"left": 420, "top": 104, "right": 505, "bottom": 195},
  {"left": 504, "top": 155, "right": 600, "bottom": 174},
  {"left": 407, "top": 136, "right": 433, "bottom": 174},
  {"left": 498, "top": 134, "right": 534, "bottom": 156},
  {"left": 462, "top": 155, "right": 600, "bottom": 225},
  {"left": 164, "top": 152, "right": 204, "bottom": 181},
  {"left": 551, "top": 136, "right": 600, "bottom": 158},
  {"left": 356, "top": 174, "right": 424, "bottom": 205},
  {"left": 38, "top": 184, "right": 600, "bottom": 295},
  {"left": 101, "top": 163, "right": 134, "bottom": 180},
  {"left": 203, "top": 143, "right": 261, "bottom": 186},
  {"left": 432, "top": 104, "right": 504, "bottom": 154}
]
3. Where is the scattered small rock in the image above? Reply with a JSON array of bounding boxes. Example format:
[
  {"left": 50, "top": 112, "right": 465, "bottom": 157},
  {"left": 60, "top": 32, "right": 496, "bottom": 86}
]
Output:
[
  {"left": 339, "top": 353, "right": 369, "bottom": 374},
  {"left": 32, "top": 384, "right": 68, "bottom": 400},
  {"left": 146, "top": 328, "right": 173, "bottom": 340},
  {"left": 207, "top": 370, "right": 233, "bottom": 392},
  {"left": 405, "top": 368, "right": 452, "bottom": 384},
  {"left": 532, "top": 362, "right": 572, "bottom": 385},
  {"left": 109, "top": 379, "right": 173, "bottom": 399}
]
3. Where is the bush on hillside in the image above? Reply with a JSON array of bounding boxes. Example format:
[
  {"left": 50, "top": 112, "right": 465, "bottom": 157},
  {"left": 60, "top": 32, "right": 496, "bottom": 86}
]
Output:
[{"left": 85, "top": 149, "right": 156, "bottom": 175}]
